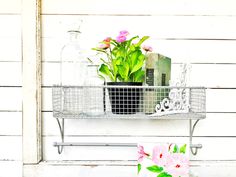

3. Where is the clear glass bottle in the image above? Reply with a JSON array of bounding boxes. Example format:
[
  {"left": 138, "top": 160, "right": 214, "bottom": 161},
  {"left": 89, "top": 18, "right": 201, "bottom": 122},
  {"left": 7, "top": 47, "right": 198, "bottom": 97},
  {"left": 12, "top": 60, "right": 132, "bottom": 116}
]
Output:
[
  {"left": 84, "top": 65, "right": 104, "bottom": 116},
  {"left": 60, "top": 30, "right": 87, "bottom": 86},
  {"left": 60, "top": 28, "right": 87, "bottom": 114}
]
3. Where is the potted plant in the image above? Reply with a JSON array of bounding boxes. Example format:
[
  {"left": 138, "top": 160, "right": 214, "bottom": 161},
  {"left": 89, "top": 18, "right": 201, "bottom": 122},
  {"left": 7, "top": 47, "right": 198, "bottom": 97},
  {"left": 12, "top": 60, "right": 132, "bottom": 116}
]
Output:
[{"left": 92, "top": 30, "right": 152, "bottom": 114}]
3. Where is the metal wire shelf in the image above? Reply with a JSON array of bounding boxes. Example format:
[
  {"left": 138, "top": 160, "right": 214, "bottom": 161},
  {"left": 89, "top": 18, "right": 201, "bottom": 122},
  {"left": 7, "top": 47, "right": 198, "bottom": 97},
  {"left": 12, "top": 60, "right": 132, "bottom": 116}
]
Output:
[
  {"left": 52, "top": 85, "right": 206, "bottom": 119},
  {"left": 52, "top": 85, "right": 206, "bottom": 155}
]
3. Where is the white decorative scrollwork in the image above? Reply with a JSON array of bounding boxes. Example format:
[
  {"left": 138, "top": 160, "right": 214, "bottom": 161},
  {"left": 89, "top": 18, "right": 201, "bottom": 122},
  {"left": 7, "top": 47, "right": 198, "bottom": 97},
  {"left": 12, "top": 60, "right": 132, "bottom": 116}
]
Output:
[{"left": 149, "top": 63, "right": 191, "bottom": 117}]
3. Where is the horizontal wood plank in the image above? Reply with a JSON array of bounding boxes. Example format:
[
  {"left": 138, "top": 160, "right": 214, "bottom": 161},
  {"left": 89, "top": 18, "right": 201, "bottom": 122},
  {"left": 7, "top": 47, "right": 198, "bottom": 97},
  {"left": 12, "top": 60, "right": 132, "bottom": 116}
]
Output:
[
  {"left": 42, "top": 37, "right": 236, "bottom": 63},
  {"left": 42, "top": 15, "right": 236, "bottom": 39},
  {"left": 0, "top": 0, "right": 21, "bottom": 14},
  {"left": 41, "top": 0, "right": 236, "bottom": 16},
  {"left": 0, "top": 161, "right": 22, "bottom": 177},
  {"left": 0, "top": 15, "right": 21, "bottom": 62},
  {"left": 43, "top": 112, "right": 189, "bottom": 136},
  {"left": 0, "top": 112, "right": 21, "bottom": 135},
  {"left": 0, "top": 39, "right": 21, "bottom": 61},
  {"left": 0, "top": 62, "right": 21, "bottom": 86},
  {"left": 0, "top": 136, "right": 22, "bottom": 160},
  {"left": 0, "top": 15, "right": 21, "bottom": 37},
  {"left": 24, "top": 161, "right": 236, "bottom": 177},
  {"left": 42, "top": 63, "right": 236, "bottom": 87},
  {"left": 0, "top": 88, "right": 21, "bottom": 111},
  {"left": 43, "top": 112, "right": 236, "bottom": 137}
]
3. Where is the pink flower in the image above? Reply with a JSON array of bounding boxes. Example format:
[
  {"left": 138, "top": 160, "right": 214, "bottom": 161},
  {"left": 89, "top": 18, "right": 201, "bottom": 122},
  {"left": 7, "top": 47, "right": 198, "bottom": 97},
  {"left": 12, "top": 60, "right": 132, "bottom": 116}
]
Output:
[
  {"left": 165, "top": 153, "right": 189, "bottom": 177},
  {"left": 98, "top": 43, "right": 110, "bottom": 50},
  {"left": 138, "top": 145, "right": 149, "bottom": 162},
  {"left": 103, "top": 37, "right": 111, "bottom": 43},
  {"left": 142, "top": 45, "right": 153, "bottom": 52},
  {"left": 152, "top": 145, "right": 169, "bottom": 166},
  {"left": 98, "top": 37, "right": 111, "bottom": 49},
  {"left": 116, "top": 35, "right": 127, "bottom": 43},
  {"left": 119, "top": 30, "right": 129, "bottom": 36}
]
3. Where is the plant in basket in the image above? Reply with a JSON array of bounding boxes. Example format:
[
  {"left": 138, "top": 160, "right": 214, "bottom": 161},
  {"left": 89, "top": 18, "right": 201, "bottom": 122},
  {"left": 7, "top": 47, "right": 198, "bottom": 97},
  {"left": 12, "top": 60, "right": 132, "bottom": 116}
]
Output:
[{"left": 92, "top": 30, "right": 152, "bottom": 114}]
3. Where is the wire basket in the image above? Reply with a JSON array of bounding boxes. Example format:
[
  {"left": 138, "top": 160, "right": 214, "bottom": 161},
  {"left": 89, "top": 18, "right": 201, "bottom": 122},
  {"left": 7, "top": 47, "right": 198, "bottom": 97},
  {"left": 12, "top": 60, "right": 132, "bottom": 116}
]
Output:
[{"left": 52, "top": 85, "right": 206, "bottom": 120}]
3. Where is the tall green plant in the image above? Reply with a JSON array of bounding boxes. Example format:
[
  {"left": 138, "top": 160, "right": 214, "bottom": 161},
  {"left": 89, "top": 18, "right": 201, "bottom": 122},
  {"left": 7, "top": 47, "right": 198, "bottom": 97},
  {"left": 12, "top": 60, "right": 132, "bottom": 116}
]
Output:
[{"left": 92, "top": 30, "right": 152, "bottom": 82}]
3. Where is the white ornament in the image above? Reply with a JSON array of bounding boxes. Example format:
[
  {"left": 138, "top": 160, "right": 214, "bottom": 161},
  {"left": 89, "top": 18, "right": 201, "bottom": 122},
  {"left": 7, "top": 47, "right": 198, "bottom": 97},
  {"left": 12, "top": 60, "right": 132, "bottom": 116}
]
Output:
[{"left": 149, "top": 63, "right": 191, "bottom": 117}]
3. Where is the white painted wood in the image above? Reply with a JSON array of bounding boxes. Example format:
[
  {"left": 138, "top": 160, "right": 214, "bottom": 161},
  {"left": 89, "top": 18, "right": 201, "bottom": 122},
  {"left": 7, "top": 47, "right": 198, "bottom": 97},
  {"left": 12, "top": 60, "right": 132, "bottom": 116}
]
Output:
[
  {"left": 0, "top": 0, "right": 21, "bottom": 14},
  {"left": 41, "top": 15, "right": 236, "bottom": 39},
  {"left": 189, "top": 64, "right": 236, "bottom": 88},
  {"left": 0, "top": 2, "right": 22, "bottom": 172},
  {"left": 43, "top": 112, "right": 189, "bottom": 136},
  {"left": 41, "top": 0, "right": 236, "bottom": 16},
  {"left": 42, "top": 38, "right": 236, "bottom": 63},
  {"left": 194, "top": 113, "right": 236, "bottom": 136},
  {"left": 0, "top": 15, "right": 21, "bottom": 37},
  {"left": 0, "top": 62, "right": 21, "bottom": 86},
  {"left": 0, "top": 16, "right": 21, "bottom": 62},
  {"left": 0, "top": 112, "right": 21, "bottom": 135},
  {"left": 22, "top": 0, "right": 42, "bottom": 164},
  {"left": 0, "top": 41, "right": 21, "bottom": 61},
  {"left": 38, "top": 1, "right": 236, "bottom": 175},
  {"left": 0, "top": 161, "right": 22, "bottom": 177},
  {"left": 43, "top": 112, "right": 236, "bottom": 137},
  {"left": 23, "top": 160, "right": 236, "bottom": 177},
  {"left": 0, "top": 136, "right": 22, "bottom": 160},
  {"left": 206, "top": 89, "right": 236, "bottom": 112},
  {"left": 0, "top": 88, "right": 21, "bottom": 111}
]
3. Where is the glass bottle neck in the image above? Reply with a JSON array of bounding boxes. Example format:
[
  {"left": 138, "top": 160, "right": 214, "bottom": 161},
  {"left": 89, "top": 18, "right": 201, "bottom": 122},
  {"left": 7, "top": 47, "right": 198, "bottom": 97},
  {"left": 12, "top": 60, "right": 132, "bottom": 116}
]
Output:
[
  {"left": 87, "top": 65, "right": 99, "bottom": 77},
  {"left": 68, "top": 31, "right": 81, "bottom": 42}
]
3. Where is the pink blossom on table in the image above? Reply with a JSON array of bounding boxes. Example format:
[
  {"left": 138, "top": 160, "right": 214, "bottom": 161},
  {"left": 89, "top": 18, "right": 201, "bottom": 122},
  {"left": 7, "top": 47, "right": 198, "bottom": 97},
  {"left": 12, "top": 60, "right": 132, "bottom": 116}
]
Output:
[
  {"left": 165, "top": 153, "right": 189, "bottom": 177},
  {"left": 119, "top": 30, "right": 129, "bottom": 36},
  {"left": 116, "top": 35, "right": 127, "bottom": 43},
  {"left": 142, "top": 45, "right": 153, "bottom": 52},
  {"left": 152, "top": 145, "right": 169, "bottom": 166},
  {"left": 138, "top": 145, "right": 149, "bottom": 162}
]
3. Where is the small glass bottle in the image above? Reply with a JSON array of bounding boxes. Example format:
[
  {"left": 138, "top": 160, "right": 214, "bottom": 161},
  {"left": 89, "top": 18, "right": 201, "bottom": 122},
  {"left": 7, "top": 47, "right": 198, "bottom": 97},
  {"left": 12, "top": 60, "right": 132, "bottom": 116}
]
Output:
[
  {"left": 60, "top": 24, "right": 87, "bottom": 114},
  {"left": 84, "top": 65, "right": 104, "bottom": 116}
]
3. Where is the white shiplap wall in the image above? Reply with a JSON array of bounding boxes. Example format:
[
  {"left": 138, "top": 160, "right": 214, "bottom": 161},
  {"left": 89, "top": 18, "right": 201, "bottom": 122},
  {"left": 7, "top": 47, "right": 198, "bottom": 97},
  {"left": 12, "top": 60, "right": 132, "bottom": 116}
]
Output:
[
  {"left": 1, "top": 0, "right": 236, "bottom": 177},
  {"left": 40, "top": 1, "right": 236, "bottom": 176},
  {"left": 0, "top": 0, "right": 22, "bottom": 177},
  {"left": 40, "top": 0, "right": 236, "bottom": 176}
]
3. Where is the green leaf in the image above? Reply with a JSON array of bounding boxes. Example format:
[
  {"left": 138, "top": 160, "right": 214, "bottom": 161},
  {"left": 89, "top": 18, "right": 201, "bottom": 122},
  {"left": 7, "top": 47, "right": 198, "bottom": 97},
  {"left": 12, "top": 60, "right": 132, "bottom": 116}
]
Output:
[
  {"left": 130, "top": 54, "right": 145, "bottom": 75},
  {"left": 180, "top": 144, "right": 187, "bottom": 154},
  {"left": 138, "top": 164, "right": 141, "bottom": 174},
  {"left": 126, "top": 36, "right": 139, "bottom": 50},
  {"left": 135, "top": 36, "right": 149, "bottom": 48},
  {"left": 133, "top": 69, "right": 145, "bottom": 82},
  {"left": 129, "top": 50, "right": 141, "bottom": 69},
  {"left": 117, "top": 62, "right": 129, "bottom": 81},
  {"left": 111, "top": 58, "right": 121, "bottom": 80},
  {"left": 91, "top": 47, "right": 108, "bottom": 54},
  {"left": 146, "top": 165, "right": 163, "bottom": 173},
  {"left": 173, "top": 144, "right": 178, "bottom": 153},
  {"left": 157, "top": 172, "right": 172, "bottom": 177},
  {"left": 99, "top": 64, "right": 114, "bottom": 81}
]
